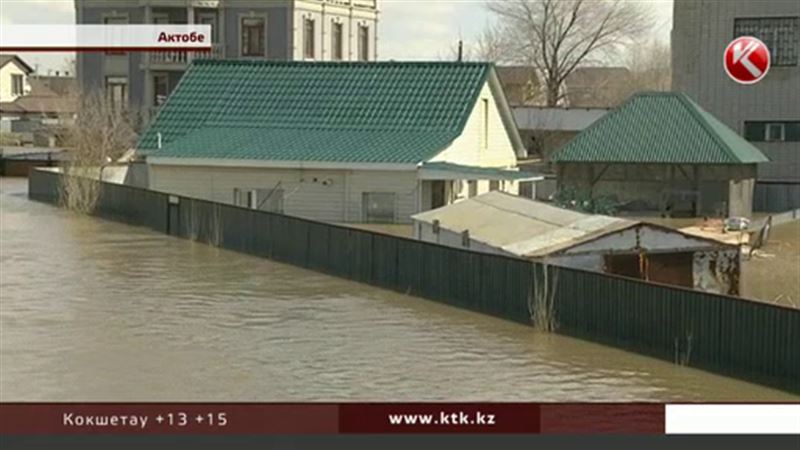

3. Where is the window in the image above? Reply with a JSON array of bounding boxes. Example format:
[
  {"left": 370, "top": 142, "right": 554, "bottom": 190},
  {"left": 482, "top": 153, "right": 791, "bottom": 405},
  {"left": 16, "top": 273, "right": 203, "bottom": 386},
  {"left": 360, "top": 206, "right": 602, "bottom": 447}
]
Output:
[
  {"left": 358, "top": 25, "right": 369, "bottom": 61},
  {"left": 153, "top": 73, "right": 169, "bottom": 106},
  {"left": 241, "top": 17, "right": 265, "bottom": 56},
  {"left": 468, "top": 180, "right": 478, "bottom": 197},
  {"left": 106, "top": 77, "right": 128, "bottom": 111},
  {"left": 196, "top": 12, "right": 217, "bottom": 42},
  {"left": 481, "top": 98, "right": 489, "bottom": 150},
  {"left": 734, "top": 17, "right": 799, "bottom": 66},
  {"left": 303, "top": 18, "right": 315, "bottom": 59},
  {"left": 11, "top": 74, "right": 24, "bottom": 96},
  {"left": 744, "top": 121, "right": 800, "bottom": 142},
  {"left": 256, "top": 188, "right": 284, "bottom": 213},
  {"left": 104, "top": 16, "right": 128, "bottom": 55},
  {"left": 363, "top": 192, "right": 396, "bottom": 223},
  {"left": 331, "top": 22, "right": 343, "bottom": 61},
  {"left": 489, "top": 180, "right": 500, "bottom": 191}
]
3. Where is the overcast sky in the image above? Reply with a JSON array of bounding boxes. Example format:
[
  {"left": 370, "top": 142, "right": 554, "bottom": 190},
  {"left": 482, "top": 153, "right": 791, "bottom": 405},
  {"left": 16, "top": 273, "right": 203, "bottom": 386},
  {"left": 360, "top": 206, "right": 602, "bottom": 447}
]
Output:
[{"left": 1, "top": 0, "right": 673, "bottom": 74}]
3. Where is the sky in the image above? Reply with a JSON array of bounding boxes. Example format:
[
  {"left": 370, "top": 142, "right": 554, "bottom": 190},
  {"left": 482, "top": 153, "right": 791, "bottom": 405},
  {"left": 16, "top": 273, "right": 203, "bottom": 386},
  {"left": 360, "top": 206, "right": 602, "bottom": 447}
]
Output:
[{"left": 0, "top": 0, "right": 673, "bottom": 74}]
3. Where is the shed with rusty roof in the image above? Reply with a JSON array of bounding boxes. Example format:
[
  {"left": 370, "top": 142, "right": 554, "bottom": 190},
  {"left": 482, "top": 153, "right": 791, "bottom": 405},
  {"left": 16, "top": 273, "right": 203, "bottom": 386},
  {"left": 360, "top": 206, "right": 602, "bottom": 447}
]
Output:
[{"left": 412, "top": 191, "right": 741, "bottom": 295}]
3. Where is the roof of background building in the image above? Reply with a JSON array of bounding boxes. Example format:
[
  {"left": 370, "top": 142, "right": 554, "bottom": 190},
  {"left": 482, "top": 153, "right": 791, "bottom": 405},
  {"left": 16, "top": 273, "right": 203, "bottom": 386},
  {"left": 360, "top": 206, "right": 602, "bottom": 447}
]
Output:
[
  {"left": 551, "top": 92, "right": 769, "bottom": 164},
  {"left": 141, "top": 60, "right": 503, "bottom": 164}
]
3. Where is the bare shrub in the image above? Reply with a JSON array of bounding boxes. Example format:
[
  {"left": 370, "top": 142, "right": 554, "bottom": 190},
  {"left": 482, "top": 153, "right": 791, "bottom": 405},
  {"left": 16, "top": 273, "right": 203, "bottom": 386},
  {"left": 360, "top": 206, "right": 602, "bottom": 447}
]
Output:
[
  {"left": 530, "top": 263, "right": 559, "bottom": 332},
  {"left": 59, "top": 90, "right": 138, "bottom": 213}
]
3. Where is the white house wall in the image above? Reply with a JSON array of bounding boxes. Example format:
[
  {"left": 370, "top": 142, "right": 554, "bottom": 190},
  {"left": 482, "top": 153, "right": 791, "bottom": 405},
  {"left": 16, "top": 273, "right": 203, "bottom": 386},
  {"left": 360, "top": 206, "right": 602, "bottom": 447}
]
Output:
[
  {"left": 292, "top": 0, "right": 378, "bottom": 61},
  {"left": 149, "top": 164, "right": 419, "bottom": 224}
]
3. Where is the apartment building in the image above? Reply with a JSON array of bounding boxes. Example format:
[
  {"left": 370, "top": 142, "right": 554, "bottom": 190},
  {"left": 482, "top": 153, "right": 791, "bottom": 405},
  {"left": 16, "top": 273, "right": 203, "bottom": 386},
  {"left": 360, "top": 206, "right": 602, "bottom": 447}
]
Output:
[
  {"left": 75, "top": 0, "right": 379, "bottom": 121},
  {"left": 672, "top": 0, "right": 799, "bottom": 183}
]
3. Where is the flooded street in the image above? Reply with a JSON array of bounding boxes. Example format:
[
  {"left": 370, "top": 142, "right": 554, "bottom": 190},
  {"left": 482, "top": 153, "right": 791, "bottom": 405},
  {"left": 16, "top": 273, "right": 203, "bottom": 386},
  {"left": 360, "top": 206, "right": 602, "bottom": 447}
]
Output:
[{"left": 1, "top": 177, "right": 797, "bottom": 402}]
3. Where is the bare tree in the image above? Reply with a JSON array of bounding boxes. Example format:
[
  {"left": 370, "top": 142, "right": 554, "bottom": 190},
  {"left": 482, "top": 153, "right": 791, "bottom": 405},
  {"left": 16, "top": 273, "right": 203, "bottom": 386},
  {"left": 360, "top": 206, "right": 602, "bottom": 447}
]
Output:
[
  {"left": 486, "top": 0, "right": 653, "bottom": 106},
  {"left": 59, "top": 90, "right": 138, "bottom": 213},
  {"left": 625, "top": 38, "right": 672, "bottom": 92}
]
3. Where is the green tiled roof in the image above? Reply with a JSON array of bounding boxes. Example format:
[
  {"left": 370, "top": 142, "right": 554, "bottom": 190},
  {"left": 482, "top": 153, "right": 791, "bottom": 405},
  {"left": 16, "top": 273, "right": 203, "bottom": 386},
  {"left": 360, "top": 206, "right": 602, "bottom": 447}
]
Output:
[
  {"left": 140, "top": 60, "right": 492, "bottom": 164},
  {"left": 552, "top": 92, "right": 769, "bottom": 164}
]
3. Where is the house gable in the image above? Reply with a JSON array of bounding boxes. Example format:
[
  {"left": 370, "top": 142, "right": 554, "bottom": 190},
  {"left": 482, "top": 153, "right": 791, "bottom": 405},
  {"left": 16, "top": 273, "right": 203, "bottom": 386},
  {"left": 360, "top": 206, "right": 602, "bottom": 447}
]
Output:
[{"left": 428, "top": 75, "right": 524, "bottom": 168}]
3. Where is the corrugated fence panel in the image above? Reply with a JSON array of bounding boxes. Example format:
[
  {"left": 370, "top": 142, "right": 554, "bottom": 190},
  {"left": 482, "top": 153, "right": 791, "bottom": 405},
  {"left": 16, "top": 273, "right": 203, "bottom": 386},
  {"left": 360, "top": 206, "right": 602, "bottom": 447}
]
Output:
[{"left": 26, "top": 171, "right": 800, "bottom": 394}]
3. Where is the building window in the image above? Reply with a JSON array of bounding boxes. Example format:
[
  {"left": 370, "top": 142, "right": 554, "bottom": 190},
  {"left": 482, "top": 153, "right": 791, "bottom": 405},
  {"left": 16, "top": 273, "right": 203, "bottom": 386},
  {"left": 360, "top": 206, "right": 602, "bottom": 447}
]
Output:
[
  {"left": 734, "top": 17, "right": 799, "bottom": 66},
  {"left": 106, "top": 77, "right": 128, "bottom": 111},
  {"left": 234, "top": 188, "right": 284, "bottom": 213},
  {"left": 358, "top": 25, "right": 369, "bottom": 61},
  {"left": 104, "top": 16, "right": 129, "bottom": 55},
  {"left": 331, "top": 22, "right": 343, "bottom": 61},
  {"left": 11, "top": 74, "right": 24, "bottom": 96},
  {"left": 489, "top": 180, "right": 500, "bottom": 191},
  {"left": 468, "top": 180, "right": 478, "bottom": 197},
  {"left": 744, "top": 121, "right": 800, "bottom": 142},
  {"left": 196, "top": 12, "right": 218, "bottom": 42},
  {"left": 241, "top": 17, "right": 265, "bottom": 57},
  {"left": 153, "top": 73, "right": 169, "bottom": 106},
  {"left": 481, "top": 98, "right": 489, "bottom": 149},
  {"left": 303, "top": 18, "right": 315, "bottom": 59},
  {"left": 363, "top": 192, "right": 396, "bottom": 223}
]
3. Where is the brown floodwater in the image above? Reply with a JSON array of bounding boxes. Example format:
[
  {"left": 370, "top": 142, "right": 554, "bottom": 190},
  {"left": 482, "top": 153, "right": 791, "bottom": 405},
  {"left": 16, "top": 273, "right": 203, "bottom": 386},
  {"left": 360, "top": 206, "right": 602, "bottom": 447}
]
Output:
[{"left": 1, "top": 177, "right": 797, "bottom": 402}]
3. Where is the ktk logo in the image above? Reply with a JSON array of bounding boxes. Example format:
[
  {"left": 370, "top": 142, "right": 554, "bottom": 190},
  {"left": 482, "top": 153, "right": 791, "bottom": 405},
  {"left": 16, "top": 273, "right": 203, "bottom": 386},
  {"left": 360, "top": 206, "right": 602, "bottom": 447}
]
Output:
[{"left": 724, "top": 36, "right": 770, "bottom": 85}]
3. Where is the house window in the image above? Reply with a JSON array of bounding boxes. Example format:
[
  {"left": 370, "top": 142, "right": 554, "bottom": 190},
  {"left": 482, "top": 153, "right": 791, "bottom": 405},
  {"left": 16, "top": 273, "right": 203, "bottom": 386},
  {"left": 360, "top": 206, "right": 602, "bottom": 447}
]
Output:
[
  {"left": 481, "top": 98, "right": 489, "bottom": 150},
  {"left": 331, "top": 22, "right": 343, "bottom": 61},
  {"left": 153, "top": 73, "right": 169, "bottom": 106},
  {"left": 744, "top": 121, "right": 800, "bottom": 142},
  {"left": 234, "top": 188, "right": 284, "bottom": 213},
  {"left": 468, "top": 180, "right": 478, "bottom": 197},
  {"left": 363, "top": 192, "right": 396, "bottom": 223},
  {"left": 241, "top": 17, "right": 265, "bottom": 57},
  {"left": 734, "top": 17, "right": 799, "bottom": 66},
  {"left": 358, "top": 25, "right": 369, "bottom": 61},
  {"left": 256, "top": 188, "right": 284, "bottom": 213},
  {"left": 11, "top": 74, "right": 24, "bottom": 96},
  {"left": 489, "top": 180, "right": 500, "bottom": 191},
  {"left": 303, "top": 18, "right": 315, "bottom": 59},
  {"left": 106, "top": 77, "right": 128, "bottom": 111}
]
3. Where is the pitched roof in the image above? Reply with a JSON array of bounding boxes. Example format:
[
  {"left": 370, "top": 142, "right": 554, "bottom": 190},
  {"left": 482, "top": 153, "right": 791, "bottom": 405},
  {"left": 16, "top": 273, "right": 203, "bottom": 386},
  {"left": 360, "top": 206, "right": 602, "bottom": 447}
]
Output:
[
  {"left": 141, "top": 60, "right": 497, "bottom": 164},
  {"left": 552, "top": 92, "right": 769, "bottom": 164},
  {"left": 411, "top": 191, "right": 636, "bottom": 256},
  {"left": 0, "top": 54, "right": 34, "bottom": 73}
]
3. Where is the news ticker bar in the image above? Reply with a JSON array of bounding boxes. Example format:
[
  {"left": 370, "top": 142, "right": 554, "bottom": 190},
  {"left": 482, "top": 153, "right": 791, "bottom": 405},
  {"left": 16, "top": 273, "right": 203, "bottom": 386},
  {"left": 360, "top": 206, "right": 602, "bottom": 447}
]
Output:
[
  {"left": 1, "top": 403, "right": 798, "bottom": 435},
  {"left": 0, "top": 25, "right": 212, "bottom": 51}
]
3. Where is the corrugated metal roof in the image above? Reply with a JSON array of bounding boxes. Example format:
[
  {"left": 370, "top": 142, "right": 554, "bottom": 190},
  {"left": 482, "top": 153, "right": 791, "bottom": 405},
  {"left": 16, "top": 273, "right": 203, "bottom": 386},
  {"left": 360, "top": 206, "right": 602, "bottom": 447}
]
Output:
[
  {"left": 411, "top": 191, "right": 636, "bottom": 256},
  {"left": 139, "top": 60, "right": 493, "bottom": 164},
  {"left": 551, "top": 92, "right": 769, "bottom": 164},
  {"left": 420, "top": 162, "right": 543, "bottom": 180}
]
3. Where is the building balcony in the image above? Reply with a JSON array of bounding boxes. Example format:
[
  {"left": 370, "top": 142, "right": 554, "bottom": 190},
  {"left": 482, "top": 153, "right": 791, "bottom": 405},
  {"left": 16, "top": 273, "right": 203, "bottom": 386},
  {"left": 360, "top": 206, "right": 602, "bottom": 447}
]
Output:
[{"left": 148, "top": 43, "right": 224, "bottom": 69}]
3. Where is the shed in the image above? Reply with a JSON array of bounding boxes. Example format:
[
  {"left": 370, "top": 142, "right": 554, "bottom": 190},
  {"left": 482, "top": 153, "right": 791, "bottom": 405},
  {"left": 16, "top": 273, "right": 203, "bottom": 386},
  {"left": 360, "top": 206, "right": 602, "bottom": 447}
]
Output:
[
  {"left": 551, "top": 92, "right": 769, "bottom": 218},
  {"left": 412, "top": 191, "right": 741, "bottom": 295}
]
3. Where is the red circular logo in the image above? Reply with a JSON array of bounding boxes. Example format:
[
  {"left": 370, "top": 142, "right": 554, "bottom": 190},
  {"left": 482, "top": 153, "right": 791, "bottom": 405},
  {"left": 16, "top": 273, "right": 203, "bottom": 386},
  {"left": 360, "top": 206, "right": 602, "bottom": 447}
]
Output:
[{"left": 724, "top": 36, "right": 770, "bottom": 85}]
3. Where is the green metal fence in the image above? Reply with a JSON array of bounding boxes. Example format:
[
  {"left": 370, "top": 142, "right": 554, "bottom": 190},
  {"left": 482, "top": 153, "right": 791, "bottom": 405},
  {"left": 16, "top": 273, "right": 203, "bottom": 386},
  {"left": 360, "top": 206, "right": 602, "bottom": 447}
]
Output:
[{"left": 28, "top": 170, "right": 800, "bottom": 393}]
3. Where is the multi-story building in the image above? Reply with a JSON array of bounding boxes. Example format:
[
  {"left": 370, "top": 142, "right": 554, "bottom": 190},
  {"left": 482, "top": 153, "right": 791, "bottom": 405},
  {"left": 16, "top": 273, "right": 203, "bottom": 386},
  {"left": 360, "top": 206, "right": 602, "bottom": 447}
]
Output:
[
  {"left": 672, "top": 0, "right": 799, "bottom": 184},
  {"left": 75, "top": 0, "right": 379, "bottom": 121}
]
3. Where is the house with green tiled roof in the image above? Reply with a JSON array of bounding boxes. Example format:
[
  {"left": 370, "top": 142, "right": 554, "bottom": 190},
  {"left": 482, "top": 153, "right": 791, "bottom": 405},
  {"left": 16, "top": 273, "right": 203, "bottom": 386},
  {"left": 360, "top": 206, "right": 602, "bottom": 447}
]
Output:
[
  {"left": 142, "top": 60, "right": 541, "bottom": 224},
  {"left": 551, "top": 92, "right": 768, "bottom": 218}
]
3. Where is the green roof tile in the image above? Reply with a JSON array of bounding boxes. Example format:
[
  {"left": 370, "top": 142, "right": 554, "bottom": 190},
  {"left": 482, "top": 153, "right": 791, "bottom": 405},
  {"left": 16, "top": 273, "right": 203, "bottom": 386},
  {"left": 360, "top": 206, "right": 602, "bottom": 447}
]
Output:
[
  {"left": 140, "top": 60, "right": 492, "bottom": 164},
  {"left": 551, "top": 92, "right": 769, "bottom": 164}
]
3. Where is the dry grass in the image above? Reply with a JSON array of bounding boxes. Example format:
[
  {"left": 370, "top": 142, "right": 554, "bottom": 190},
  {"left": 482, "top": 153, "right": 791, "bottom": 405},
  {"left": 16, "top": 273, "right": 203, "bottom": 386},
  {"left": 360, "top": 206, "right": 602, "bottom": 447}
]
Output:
[
  {"left": 742, "top": 221, "right": 800, "bottom": 308},
  {"left": 530, "top": 263, "right": 559, "bottom": 332}
]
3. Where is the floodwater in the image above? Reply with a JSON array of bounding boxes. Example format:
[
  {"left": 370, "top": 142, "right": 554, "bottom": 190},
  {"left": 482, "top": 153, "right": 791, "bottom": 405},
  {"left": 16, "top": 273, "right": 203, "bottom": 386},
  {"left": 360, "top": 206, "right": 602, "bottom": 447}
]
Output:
[{"left": 1, "top": 177, "right": 797, "bottom": 402}]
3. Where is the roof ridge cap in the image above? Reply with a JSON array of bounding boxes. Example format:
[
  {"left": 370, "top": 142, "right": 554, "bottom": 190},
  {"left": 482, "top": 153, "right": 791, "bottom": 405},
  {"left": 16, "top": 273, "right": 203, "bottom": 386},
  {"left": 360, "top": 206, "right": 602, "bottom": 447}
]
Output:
[{"left": 675, "top": 92, "right": 738, "bottom": 163}]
